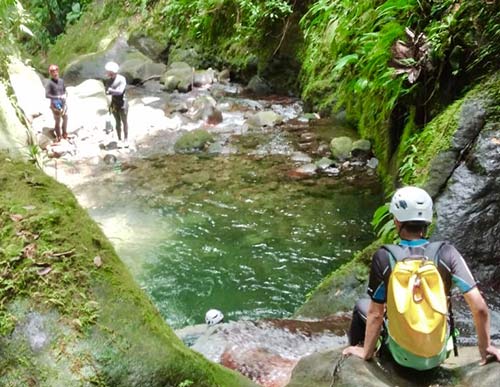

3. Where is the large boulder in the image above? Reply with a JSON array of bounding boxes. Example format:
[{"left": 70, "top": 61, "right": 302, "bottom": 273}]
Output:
[
  {"left": 294, "top": 242, "right": 377, "bottom": 319},
  {"left": 160, "top": 62, "right": 193, "bottom": 92},
  {"left": 64, "top": 79, "right": 109, "bottom": 134},
  {"left": 8, "top": 57, "right": 49, "bottom": 120},
  {"left": 0, "top": 81, "right": 29, "bottom": 156},
  {"left": 117, "top": 50, "right": 154, "bottom": 83},
  {"left": 245, "top": 75, "right": 272, "bottom": 96},
  {"left": 0, "top": 154, "right": 257, "bottom": 387},
  {"left": 288, "top": 346, "right": 499, "bottom": 387},
  {"left": 128, "top": 33, "right": 166, "bottom": 61},
  {"left": 187, "top": 95, "right": 223, "bottom": 125},
  {"left": 430, "top": 76, "right": 500, "bottom": 284},
  {"left": 193, "top": 68, "right": 217, "bottom": 87},
  {"left": 167, "top": 46, "right": 203, "bottom": 69},
  {"left": 64, "top": 36, "right": 157, "bottom": 85}
]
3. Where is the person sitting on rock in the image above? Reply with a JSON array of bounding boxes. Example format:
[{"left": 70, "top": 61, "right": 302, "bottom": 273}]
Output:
[
  {"left": 104, "top": 61, "right": 128, "bottom": 145},
  {"left": 342, "top": 186, "right": 500, "bottom": 367},
  {"left": 45, "top": 64, "right": 68, "bottom": 142}
]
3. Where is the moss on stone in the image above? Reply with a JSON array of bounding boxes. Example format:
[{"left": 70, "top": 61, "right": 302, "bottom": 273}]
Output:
[
  {"left": 174, "top": 129, "right": 214, "bottom": 153},
  {"left": 0, "top": 152, "right": 256, "bottom": 386},
  {"left": 398, "top": 73, "right": 500, "bottom": 187},
  {"left": 294, "top": 240, "right": 380, "bottom": 318},
  {"left": 39, "top": 5, "right": 128, "bottom": 72}
]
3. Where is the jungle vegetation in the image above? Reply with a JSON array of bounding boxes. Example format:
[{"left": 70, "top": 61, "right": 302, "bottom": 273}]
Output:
[{"left": 2, "top": 0, "right": 497, "bottom": 187}]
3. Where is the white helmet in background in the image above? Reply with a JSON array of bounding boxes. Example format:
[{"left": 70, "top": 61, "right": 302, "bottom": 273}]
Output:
[
  {"left": 205, "top": 309, "right": 224, "bottom": 325},
  {"left": 389, "top": 186, "right": 433, "bottom": 223},
  {"left": 105, "top": 61, "right": 119, "bottom": 73}
]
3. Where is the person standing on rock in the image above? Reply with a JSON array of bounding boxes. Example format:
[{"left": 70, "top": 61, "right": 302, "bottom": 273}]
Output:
[
  {"left": 104, "top": 61, "right": 128, "bottom": 145},
  {"left": 45, "top": 64, "right": 68, "bottom": 142},
  {"left": 342, "top": 186, "right": 500, "bottom": 367}
]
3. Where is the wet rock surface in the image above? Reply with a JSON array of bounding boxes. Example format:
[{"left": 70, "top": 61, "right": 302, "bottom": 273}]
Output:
[
  {"left": 182, "top": 316, "right": 350, "bottom": 387},
  {"left": 431, "top": 94, "right": 500, "bottom": 288},
  {"left": 288, "top": 346, "right": 500, "bottom": 387}
]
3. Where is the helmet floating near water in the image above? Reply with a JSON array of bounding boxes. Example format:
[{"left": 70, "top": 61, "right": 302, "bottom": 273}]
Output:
[
  {"left": 105, "top": 61, "right": 120, "bottom": 73},
  {"left": 205, "top": 309, "right": 224, "bottom": 325},
  {"left": 389, "top": 186, "right": 433, "bottom": 223}
]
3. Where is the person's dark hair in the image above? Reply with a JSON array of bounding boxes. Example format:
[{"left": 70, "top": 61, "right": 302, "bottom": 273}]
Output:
[{"left": 400, "top": 221, "right": 429, "bottom": 236}]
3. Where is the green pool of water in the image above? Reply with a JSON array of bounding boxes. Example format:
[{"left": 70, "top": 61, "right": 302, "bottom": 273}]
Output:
[{"left": 88, "top": 152, "right": 382, "bottom": 328}]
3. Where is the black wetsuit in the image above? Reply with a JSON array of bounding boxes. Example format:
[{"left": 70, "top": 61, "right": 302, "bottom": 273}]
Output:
[{"left": 106, "top": 74, "right": 128, "bottom": 141}]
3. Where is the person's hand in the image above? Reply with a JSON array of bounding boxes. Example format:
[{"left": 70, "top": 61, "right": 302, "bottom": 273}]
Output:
[
  {"left": 342, "top": 345, "right": 365, "bottom": 359},
  {"left": 480, "top": 345, "right": 500, "bottom": 365}
]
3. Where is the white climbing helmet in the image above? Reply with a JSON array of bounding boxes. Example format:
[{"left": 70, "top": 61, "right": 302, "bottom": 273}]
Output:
[
  {"left": 205, "top": 309, "right": 224, "bottom": 325},
  {"left": 389, "top": 186, "right": 433, "bottom": 223},
  {"left": 105, "top": 61, "right": 119, "bottom": 73}
]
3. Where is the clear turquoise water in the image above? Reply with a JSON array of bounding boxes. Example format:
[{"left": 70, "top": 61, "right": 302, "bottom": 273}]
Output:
[{"left": 89, "top": 153, "right": 382, "bottom": 328}]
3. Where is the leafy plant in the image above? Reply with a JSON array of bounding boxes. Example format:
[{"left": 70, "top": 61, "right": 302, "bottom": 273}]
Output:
[
  {"left": 371, "top": 201, "right": 397, "bottom": 243},
  {"left": 299, "top": 0, "right": 499, "bottom": 187},
  {"left": 398, "top": 143, "right": 417, "bottom": 184},
  {"left": 150, "top": 0, "right": 293, "bottom": 66},
  {"left": 18, "top": 0, "right": 93, "bottom": 52},
  {"left": 65, "top": 2, "right": 82, "bottom": 24},
  {"left": 25, "top": 144, "right": 47, "bottom": 170},
  {"left": 0, "top": 0, "right": 33, "bottom": 66}
]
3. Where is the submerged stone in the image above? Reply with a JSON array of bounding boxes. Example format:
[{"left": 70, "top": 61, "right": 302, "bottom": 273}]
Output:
[{"left": 174, "top": 129, "right": 214, "bottom": 153}]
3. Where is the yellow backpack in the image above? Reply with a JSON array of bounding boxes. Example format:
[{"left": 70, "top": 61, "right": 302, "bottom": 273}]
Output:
[{"left": 384, "top": 242, "right": 455, "bottom": 370}]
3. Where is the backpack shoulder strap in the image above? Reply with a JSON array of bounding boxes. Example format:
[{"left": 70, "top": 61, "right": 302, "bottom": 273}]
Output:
[
  {"left": 382, "top": 244, "right": 407, "bottom": 269},
  {"left": 424, "top": 241, "right": 459, "bottom": 356},
  {"left": 424, "top": 241, "right": 445, "bottom": 266}
]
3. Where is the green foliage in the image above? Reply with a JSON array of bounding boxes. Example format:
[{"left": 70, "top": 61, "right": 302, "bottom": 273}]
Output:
[
  {"left": 426, "top": 0, "right": 500, "bottom": 76},
  {"left": 399, "top": 143, "right": 418, "bottom": 183},
  {"left": 371, "top": 200, "right": 397, "bottom": 243},
  {"left": 398, "top": 99, "right": 461, "bottom": 186},
  {"left": 41, "top": 10, "right": 121, "bottom": 71},
  {"left": 144, "top": 0, "right": 293, "bottom": 69},
  {"left": 299, "top": 0, "right": 500, "bottom": 187},
  {"left": 25, "top": 143, "right": 47, "bottom": 170},
  {"left": 300, "top": 0, "right": 417, "bottom": 168},
  {"left": 18, "top": 0, "right": 94, "bottom": 53},
  {"left": 156, "top": 0, "right": 292, "bottom": 41},
  {"left": 0, "top": 0, "right": 32, "bottom": 75}
]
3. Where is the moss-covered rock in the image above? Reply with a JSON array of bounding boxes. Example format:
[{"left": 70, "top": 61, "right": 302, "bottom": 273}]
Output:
[
  {"left": 160, "top": 62, "right": 194, "bottom": 92},
  {"left": 174, "top": 129, "right": 214, "bottom": 153},
  {"left": 329, "top": 136, "right": 353, "bottom": 161},
  {"left": 294, "top": 241, "right": 380, "bottom": 318},
  {"left": 0, "top": 153, "right": 256, "bottom": 386}
]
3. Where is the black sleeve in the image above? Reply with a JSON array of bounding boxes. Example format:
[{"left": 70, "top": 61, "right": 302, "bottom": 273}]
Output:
[{"left": 367, "top": 248, "right": 391, "bottom": 303}]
